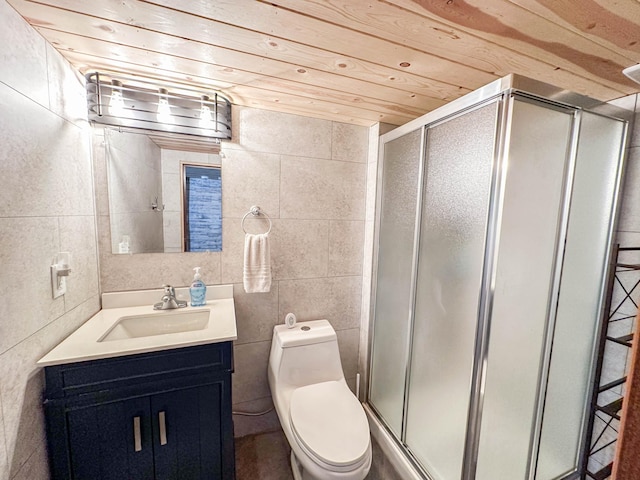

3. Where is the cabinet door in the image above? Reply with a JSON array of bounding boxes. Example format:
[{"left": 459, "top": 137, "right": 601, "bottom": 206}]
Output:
[
  {"left": 67, "top": 397, "right": 154, "bottom": 480},
  {"left": 151, "top": 381, "right": 228, "bottom": 480}
]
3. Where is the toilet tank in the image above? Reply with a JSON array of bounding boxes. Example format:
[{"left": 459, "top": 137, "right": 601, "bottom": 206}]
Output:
[{"left": 269, "top": 319, "right": 345, "bottom": 388}]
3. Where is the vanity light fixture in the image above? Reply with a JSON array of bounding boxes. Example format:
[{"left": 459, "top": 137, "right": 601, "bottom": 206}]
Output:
[
  {"left": 109, "top": 79, "right": 125, "bottom": 116},
  {"left": 85, "top": 72, "right": 232, "bottom": 141},
  {"left": 157, "top": 88, "right": 173, "bottom": 123},
  {"left": 199, "top": 95, "right": 214, "bottom": 129}
]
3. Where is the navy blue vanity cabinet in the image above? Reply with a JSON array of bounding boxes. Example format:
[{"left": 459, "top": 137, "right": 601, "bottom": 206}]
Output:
[{"left": 43, "top": 342, "right": 235, "bottom": 480}]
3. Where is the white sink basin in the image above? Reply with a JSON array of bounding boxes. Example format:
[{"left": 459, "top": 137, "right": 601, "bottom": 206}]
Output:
[
  {"left": 37, "top": 285, "right": 238, "bottom": 366},
  {"left": 99, "top": 309, "right": 210, "bottom": 342}
]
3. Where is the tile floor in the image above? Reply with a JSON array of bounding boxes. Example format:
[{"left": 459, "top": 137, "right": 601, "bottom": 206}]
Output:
[
  {"left": 235, "top": 430, "right": 293, "bottom": 480},
  {"left": 234, "top": 429, "right": 403, "bottom": 480}
]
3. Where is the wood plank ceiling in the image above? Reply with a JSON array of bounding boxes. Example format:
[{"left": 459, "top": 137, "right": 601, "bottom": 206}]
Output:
[{"left": 7, "top": 0, "right": 640, "bottom": 127}]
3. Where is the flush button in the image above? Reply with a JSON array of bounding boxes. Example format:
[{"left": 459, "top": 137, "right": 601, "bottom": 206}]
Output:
[{"left": 301, "top": 326, "right": 311, "bottom": 331}]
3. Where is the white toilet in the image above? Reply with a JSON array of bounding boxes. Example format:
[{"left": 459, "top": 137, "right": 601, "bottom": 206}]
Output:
[{"left": 268, "top": 319, "right": 372, "bottom": 480}]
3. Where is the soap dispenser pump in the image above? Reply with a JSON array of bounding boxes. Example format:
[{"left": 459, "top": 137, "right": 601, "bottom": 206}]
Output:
[{"left": 190, "top": 267, "right": 207, "bottom": 306}]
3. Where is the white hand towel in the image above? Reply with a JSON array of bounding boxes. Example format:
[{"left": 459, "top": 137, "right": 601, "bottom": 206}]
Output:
[{"left": 243, "top": 233, "right": 272, "bottom": 293}]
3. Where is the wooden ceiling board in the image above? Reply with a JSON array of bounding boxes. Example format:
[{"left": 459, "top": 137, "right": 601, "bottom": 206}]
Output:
[
  {"left": 17, "top": 0, "right": 476, "bottom": 98},
  {"left": 62, "top": 48, "right": 422, "bottom": 125},
  {"left": 39, "top": 26, "right": 451, "bottom": 116},
  {"left": 38, "top": 25, "right": 452, "bottom": 113},
  {"left": 506, "top": 0, "right": 640, "bottom": 59},
  {"left": 7, "top": 0, "right": 640, "bottom": 127},
  {"left": 141, "top": 0, "right": 496, "bottom": 88},
  {"left": 387, "top": 0, "right": 637, "bottom": 95},
  {"left": 61, "top": 50, "right": 406, "bottom": 126},
  {"left": 268, "top": 0, "right": 633, "bottom": 96}
]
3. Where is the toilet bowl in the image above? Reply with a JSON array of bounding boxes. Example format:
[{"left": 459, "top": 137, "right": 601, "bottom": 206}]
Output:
[{"left": 268, "top": 319, "right": 372, "bottom": 480}]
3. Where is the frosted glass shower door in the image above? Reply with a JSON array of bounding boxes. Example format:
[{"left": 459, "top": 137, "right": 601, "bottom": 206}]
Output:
[
  {"left": 370, "top": 128, "right": 423, "bottom": 437},
  {"left": 476, "top": 99, "right": 574, "bottom": 480},
  {"left": 404, "top": 102, "right": 499, "bottom": 480},
  {"left": 535, "top": 112, "right": 626, "bottom": 479}
]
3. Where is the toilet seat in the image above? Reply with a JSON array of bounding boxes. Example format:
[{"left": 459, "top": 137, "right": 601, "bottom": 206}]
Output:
[{"left": 289, "top": 380, "right": 370, "bottom": 472}]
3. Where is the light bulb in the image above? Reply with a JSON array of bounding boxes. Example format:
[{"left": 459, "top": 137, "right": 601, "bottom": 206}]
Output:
[
  {"left": 199, "top": 95, "right": 214, "bottom": 129},
  {"left": 109, "top": 80, "right": 125, "bottom": 116},
  {"left": 157, "top": 88, "right": 173, "bottom": 123}
]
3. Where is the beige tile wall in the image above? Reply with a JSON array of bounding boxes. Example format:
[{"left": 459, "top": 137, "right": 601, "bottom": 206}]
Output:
[
  {"left": 1, "top": 1, "right": 633, "bottom": 472},
  {"left": 94, "top": 105, "right": 369, "bottom": 437},
  {"left": 0, "top": 2, "right": 100, "bottom": 479}
]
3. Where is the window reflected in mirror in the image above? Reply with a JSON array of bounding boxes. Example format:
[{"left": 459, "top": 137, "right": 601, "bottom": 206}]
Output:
[
  {"left": 103, "top": 127, "right": 223, "bottom": 254},
  {"left": 182, "top": 164, "right": 222, "bottom": 252}
]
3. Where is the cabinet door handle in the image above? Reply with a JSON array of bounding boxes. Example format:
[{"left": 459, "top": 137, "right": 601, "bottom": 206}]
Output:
[
  {"left": 159, "top": 411, "right": 167, "bottom": 446},
  {"left": 133, "top": 416, "right": 142, "bottom": 452}
]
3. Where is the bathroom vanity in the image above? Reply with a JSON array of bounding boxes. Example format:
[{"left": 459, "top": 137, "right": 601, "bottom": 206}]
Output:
[{"left": 38, "top": 285, "right": 237, "bottom": 480}]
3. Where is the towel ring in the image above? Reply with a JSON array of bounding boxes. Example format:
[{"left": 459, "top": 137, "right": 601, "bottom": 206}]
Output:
[{"left": 241, "top": 205, "right": 272, "bottom": 235}]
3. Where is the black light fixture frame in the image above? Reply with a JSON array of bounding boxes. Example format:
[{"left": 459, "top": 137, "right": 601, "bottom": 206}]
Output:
[{"left": 85, "top": 72, "right": 232, "bottom": 141}]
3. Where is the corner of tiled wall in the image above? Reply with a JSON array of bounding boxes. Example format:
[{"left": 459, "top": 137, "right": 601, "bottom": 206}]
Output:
[
  {"left": 358, "top": 121, "right": 395, "bottom": 403},
  {"left": 0, "top": 1, "right": 100, "bottom": 478}
]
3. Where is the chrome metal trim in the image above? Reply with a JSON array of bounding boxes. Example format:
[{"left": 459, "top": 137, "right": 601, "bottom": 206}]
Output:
[
  {"left": 182, "top": 161, "right": 188, "bottom": 252},
  {"left": 214, "top": 92, "right": 219, "bottom": 132},
  {"left": 159, "top": 411, "right": 168, "bottom": 446},
  {"left": 133, "top": 416, "right": 142, "bottom": 452},
  {"left": 505, "top": 86, "right": 633, "bottom": 125},
  {"left": 94, "top": 72, "right": 103, "bottom": 117},
  {"left": 368, "top": 127, "right": 425, "bottom": 439},
  {"left": 364, "top": 131, "right": 385, "bottom": 404},
  {"left": 506, "top": 76, "right": 600, "bottom": 110},
  {"left": 358, "top": 126, "right": 383, "bottom": 402},
  {"left": 558, "top": 469, "right": 581, "bottom": 480},
  {"left": 380, "top": 79, "right": 507, "bottom": 145},
  {"left": 366, "top": 403, "right": 434, "bottom": 480},
  {"left": 366, "top": 126, "right": 395, "bottom": 405},
  {"left": 400, "top": 125, "right": 428, "bottom": 440},
  {"left": 461, "top": 93, "right": 512, "bottom": 480},
  {"left": 526, "top": 107, "right": 583, "bottom": 480},
  {"left": 379, "top": 74, "right": 631, "bottom": 148}
]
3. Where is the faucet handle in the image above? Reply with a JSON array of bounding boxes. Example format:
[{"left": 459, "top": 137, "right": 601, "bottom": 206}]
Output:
[
  {"left": 153, "top": 284, "right": 185, "bottom": 310},
  {"left": 162, "top": 284, "right": 175, "bottom": 296}
]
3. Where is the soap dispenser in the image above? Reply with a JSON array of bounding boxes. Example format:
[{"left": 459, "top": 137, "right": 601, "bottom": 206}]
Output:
[{"left": 190, "top": 267, "right": 207, "bottom": 306}]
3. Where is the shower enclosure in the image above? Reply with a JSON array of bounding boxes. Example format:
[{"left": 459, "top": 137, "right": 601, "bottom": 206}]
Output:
[{"left": 368, "top": 75, "right": 630, "bottom": 480}]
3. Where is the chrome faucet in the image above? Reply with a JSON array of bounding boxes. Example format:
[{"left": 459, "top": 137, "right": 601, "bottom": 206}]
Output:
[{"left": 153, "top": 285, "right": 188, "bottom": 310}]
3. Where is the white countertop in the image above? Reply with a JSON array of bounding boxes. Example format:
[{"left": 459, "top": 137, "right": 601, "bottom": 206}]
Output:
[{"left": 38, "top": 285, "right": 237, "bottom": 367}]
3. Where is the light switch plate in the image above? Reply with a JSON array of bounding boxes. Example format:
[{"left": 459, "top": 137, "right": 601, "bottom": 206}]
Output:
[
  {"left": 51, "top": 265, "right": 67, "bottom": 299},
  {"left": 51, "top": 252, "right": 71, "bottom": 299}
]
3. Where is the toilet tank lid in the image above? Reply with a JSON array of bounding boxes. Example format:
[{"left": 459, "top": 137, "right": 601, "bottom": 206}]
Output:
[{"left": 274, "top": 319, "right": 336, "bottom": 348}]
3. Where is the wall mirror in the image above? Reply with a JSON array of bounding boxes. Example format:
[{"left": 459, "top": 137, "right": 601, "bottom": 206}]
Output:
[{"left": 104, "top": 127, "right": 222, "bottom": 254}]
